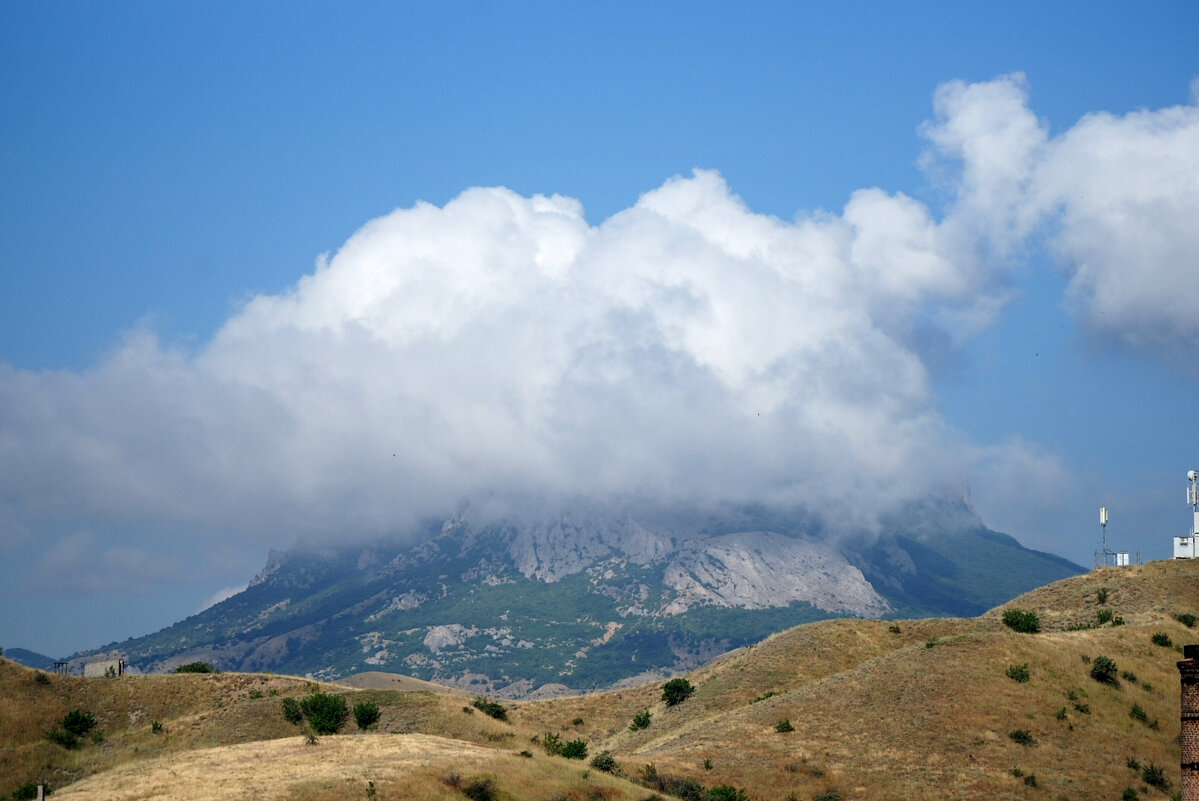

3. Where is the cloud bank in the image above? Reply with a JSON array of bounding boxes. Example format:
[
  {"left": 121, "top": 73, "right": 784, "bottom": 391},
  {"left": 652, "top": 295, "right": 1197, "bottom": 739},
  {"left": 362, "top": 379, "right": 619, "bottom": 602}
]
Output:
[{"left": 2, "top": 75, "right": 1197, "bottom": 565}]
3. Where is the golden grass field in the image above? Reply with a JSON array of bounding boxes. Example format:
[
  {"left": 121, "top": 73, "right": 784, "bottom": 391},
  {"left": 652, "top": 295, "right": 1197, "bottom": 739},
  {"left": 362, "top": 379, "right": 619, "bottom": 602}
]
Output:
[{"left": 2, "top": 559, "right": 1196, "bottom": 800}]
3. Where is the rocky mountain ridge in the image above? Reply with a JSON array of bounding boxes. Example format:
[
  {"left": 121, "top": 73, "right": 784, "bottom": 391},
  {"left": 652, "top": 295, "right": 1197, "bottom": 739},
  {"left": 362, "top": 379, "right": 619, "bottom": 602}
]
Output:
[{"left": 72, "top": 495, "right": 1082, "bottom": 696}]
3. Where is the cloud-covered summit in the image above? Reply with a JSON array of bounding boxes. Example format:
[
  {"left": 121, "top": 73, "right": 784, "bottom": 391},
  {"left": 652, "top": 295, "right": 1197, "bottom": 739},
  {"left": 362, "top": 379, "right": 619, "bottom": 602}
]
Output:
[{"left": 2, "top": 75, "right": 1197, "bottom": 564}]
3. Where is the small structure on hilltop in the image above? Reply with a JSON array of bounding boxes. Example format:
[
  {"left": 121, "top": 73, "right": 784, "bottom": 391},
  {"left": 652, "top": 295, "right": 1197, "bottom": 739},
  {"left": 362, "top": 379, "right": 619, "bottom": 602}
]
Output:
[
  {"left": 1177, "top": 470, "right": 1199, "bottom": 559},
  {"left": 1180, "top": 644, "right": 1198, "bottom": 801},
  {"left": 83, "top": 658, "right": 125, "bottom": 678}
]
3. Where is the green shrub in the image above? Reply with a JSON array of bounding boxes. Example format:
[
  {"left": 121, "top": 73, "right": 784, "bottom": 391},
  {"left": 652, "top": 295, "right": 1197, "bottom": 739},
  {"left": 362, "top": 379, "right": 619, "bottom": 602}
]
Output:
[
  {"left": 1090, "top": 655, "right": 1118, "bottom": 684},
  {"left": 1151, "top": 632, "right": 1172, "bottom": 647},
  {"left": 462, "top": 777, "right": 496, "bottom": 801},
  {"left": 1129, "top": 703, "right": 1148, "bottom": 723},
  {"left": 560, "top": 739, "right": 588, "bottom": 760},
  {"left": 1055, "top": 707, "right": 1067, "bottom": 720},
  {"left": 1073, "top": 702, "right": 1091, "bottom": 714},
  {"left": 46, "top": 728, "right": 79, "bottom": 749},
  {"left": 1023, "top": 774, "right": 1037, "bottom": 787},
  {"left": 571, "top": 716, "right": 584, "bottom": 726},
  {"left": 354, "top": 701, "right": 381, "bottom": 730},
  {"left": 11, "top": 782, "right": 51, "bottom": 800},
  {"left": 775, "top": 718, "right": 794, "bottom": 732},
  {"left": 750, "top": 690, "right": 780, "bottom": 703},
  {"left": 1096, "top": 587, "right": 1109, "bottom": 604},
  {"left": 590, "top": 750, "right": 618, "bottom": 773},
  {"left": 151, "top": 720, "right": 164, "bottom": 734},
  {"left": 1008, "top": 729, "right": 1036, "bottom": 746},
  {"left": 1005, "top": 663, "right": 1030, "bottom": 683},
  {"left": 1126, "top": 756, "right": 1140, "bottom": 770},
  {"left": 888, "top": 624, "right": 902, "bottom": 634},
  {"left": 813, "top": 793, "right": 842, "bottom": 801},
  {"left": 629, "top": 709, "right": 652, "bottom": 730},
  {"left": 282, "top": 697, "right": 303, "bottom": 724},
  {"left": 1096, "top": 608, "right": 1113, "bottom": 625},
  {"left": 173, "top": 661, "right": 216, "bottom": 674},
  {"left": 1141, "top": 763, "right": 1170, "bottom": 791},
  {"left": 542, "top": 732, "right": 562, "bottom": 756},
  {"left": 34, "top": 672, "right": 51, "bottom": 685},
  {"left": 1177, "top": 612, "right": 1197, "bottom": 628},
  {"left": 662, "top": 677, "right": 695, "bottom": 706},
  {"left": 472, "top": 697, "right": 508, "bottom": 721},
  {"left": 706, "top": 786, "right": 748, "bottom": 801},
  {"left": 1002, "top": 609, "right": 1041, "bottom": 633},
  {"left": 1121, "top": 789, "right": 1138, "bottom": 801},
  {"left": 300, "top": 692, "right": 348, "bottom": 735},
  {"left": 1121, "top": 670, "right": 1138, "bottom": 683},
  {"left": 61, "top": 709, "right": 96, "bottom": 736},
  {"left": 1112, "top": 616, "right": 1126, "bottom": 626}
]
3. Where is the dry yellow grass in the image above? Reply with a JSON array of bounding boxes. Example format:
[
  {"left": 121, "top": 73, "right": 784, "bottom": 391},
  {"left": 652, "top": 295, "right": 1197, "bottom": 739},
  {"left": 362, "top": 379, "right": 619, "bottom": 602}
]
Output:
[{"left": 3, "top": 557, "right": 1197, "bottom": 800}]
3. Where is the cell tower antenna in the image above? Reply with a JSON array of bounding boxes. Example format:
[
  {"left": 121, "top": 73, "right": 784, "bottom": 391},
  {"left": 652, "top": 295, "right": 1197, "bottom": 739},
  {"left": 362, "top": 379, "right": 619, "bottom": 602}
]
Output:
[
  {"left": 1188, "top": 470, "right": 1198, "bottom": 534},
  {"left": 1098, "top": 506, "right": 1111, "bottom": 568}
]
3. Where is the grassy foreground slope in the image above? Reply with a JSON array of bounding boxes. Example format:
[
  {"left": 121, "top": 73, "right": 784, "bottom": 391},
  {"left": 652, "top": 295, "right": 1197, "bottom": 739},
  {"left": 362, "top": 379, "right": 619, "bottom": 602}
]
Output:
[{"left": 2, "top": 559, "right": 1195, "bottom": 801}]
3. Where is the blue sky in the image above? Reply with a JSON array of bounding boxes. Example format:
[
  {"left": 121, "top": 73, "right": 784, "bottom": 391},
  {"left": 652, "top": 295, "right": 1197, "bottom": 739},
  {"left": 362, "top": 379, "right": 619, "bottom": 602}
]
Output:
[{"left": 2, "top": 1, "right": 1198, "bottom": 657}]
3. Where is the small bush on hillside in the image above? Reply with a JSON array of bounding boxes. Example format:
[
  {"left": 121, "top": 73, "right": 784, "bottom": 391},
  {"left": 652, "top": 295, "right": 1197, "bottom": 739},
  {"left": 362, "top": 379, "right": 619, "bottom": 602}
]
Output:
[
  {"left": 300, "top": 692, "right": 348, "bottom": 735},
  {"left": 590, "top": 750, "right": 618, "bottom": 773},
  {"left": 1006, "top": 663, "right": 1030, "bottom": 683},
  {"left": 151, "top": 720, "right": 164, "bottom": 734},
  {"left": 462, "top": 776, "right": 497, "bottom": 801},
  {"left": 662, "top": 677, "right": 695, "bottom": 706},
  {"left": 571, "top": 716, "right": 584, "bottom": 726},
  {"left": 1141, "top": 763, "right": 1169, "bottom": 791},
  {"left": 1126, "top": 756, "right": 1141, "bottom": 770},
  {"left": 1008, "top": 729, "right": 1036, "bottom": 746},
  {"left": 1002, "top": 609, "right": 1041, "bottom": 633},
  {"left": 11, "top": 781, "right": 52, "bottom": 800},
  {"left": 1089, "top": 655, "right": 1118, "bottom": 684},
  {"left": 542, "top": 732, "right": 562, "bottom": 756},
  {"left": 1151, "top": 632, "right": 1172, "bottom": 647},
  {"left": 173, "top": 661, "right": 217, "bottom": 674},
  {"left": 354, "top": 701, "right": 381, "bottom": 730},
  {"left": 888, "top": 624, "right": 902, "bottom": 634},
  {"left": 751, "top": 690, "right": 780, "bottom": 703},
  {"left": 282, "top": 697, "right": 303, "bottom": 724},
  {"left": 1121, "top": 670, "right": 1138, "bottom": 683},
  {"left": 472, "top": 697, "right": 508, "bottom": 721},
  {"left": 61, "top": 709, "right": 96, "bottom": 736},
  {"left": 1129, "top": 703, "right": 1148, "bottom": 723},
  {"left": 1096, "top": 587, "right": 1109, "bottom": 604},
  {"left": 46, "top": 728, "right": 79, "bottom": 749},
  {"left": 813, "top": 793, "right": 842, "bottom": 801},
  {"left": 1055, "top": 707, "right": 1067, "bottom": 720},
  {"left": 630, "top": 709, "right": 652, "bottom": 730},
  {"left": 1177, "top": 612, "right": 1197, "bottom": 628},
  {"left": 1096, "top": 608, "right": 1114, "bottom": 625},
  {"left": 706, "top": 786, "right": 748, "bottom": 801},
  {"left": 1121, "top": 789, "right": 1138, "bottom": 801},
  {"left": 560, "top": 739, "right": 588, "bottom": 760},
  {"left": 1112, "top": 616, "right": 1126, "bottom": 626},
  {"left": 775, "top": 718, "right": 794, "bottom": 732},
  {"left": 34, "top": 672, "right": 51, "bottom": 685}
]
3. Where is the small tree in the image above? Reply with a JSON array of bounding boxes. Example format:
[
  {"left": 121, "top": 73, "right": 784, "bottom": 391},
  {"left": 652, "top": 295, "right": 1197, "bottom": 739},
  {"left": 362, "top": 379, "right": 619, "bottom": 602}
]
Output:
[
  {"left": 174, "top": 661, "right": 217, "bottom": 674},
  {"left": 629, "top": 709, "right": 652, "bottom": 731},
  {"left": 1002, "top": 608, "right": 1041, "bottom": 633},
  {"left": 282, "top": 697, "right": 303, "bottom": 724},
  {"left": 354, "top": 701, "right": 381, "bottom": 730},
  {"left": 560, "top": 739, "right": 588, "bottom": 760},
  {"left": 1090, "top": 655, "right": 1118, "bottom": 684},
  {"left": 1150, "top": 632, "right": 1172, "bottom": 647},
  {"left": 1006, "top": 663, "right": 1031, "bottom": 683},
  {"left": 471, "top": 697, "right": 508, "bottom": 721},
  {"left": 61, "top": 709, "right": 96, "bottom": 736},
  {"left": 300, "top": 692, "right": 348, "bottom": 735},
  {"left": 662, "top": 677, "right": 695, "bottom": 706},
  {"left": 590, "top": 750, "right": 618, "bottom": 773}
]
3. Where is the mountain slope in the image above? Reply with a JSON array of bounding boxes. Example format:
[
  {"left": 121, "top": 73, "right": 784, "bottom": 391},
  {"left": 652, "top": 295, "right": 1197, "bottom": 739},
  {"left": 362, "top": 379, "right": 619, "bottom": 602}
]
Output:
[
  {"left": 73, "top": 497, "right": 1081, "bottom": 695},
  {"left": 3, "top": 559, "right": 1193, "bottom": 800}
]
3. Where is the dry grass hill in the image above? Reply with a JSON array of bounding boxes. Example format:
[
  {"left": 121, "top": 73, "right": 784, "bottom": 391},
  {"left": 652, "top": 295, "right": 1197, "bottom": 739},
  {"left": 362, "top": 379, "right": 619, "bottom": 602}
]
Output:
[{"left": 2, "top": 559, "right": 1196, "bottom": 801}]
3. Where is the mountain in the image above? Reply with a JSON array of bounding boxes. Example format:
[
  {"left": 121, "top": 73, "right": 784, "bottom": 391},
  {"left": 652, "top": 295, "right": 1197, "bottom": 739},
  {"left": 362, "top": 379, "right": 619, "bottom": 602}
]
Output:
[
  {"left": 6, "top": 559, "right": 1195, "bottom": 800},
  {"left": 2, "top": 648, "right": 56, "bottom": 670},
  {"left": 72, "top": 495, "right": 1082, "bottom": 695}
]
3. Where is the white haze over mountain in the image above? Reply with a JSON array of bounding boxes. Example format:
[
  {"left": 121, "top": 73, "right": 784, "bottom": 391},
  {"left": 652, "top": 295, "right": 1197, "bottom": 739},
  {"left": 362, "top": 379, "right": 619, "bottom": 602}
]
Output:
[{"left": 3, "top": 75, "right": 1198, "bottom": 582}]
